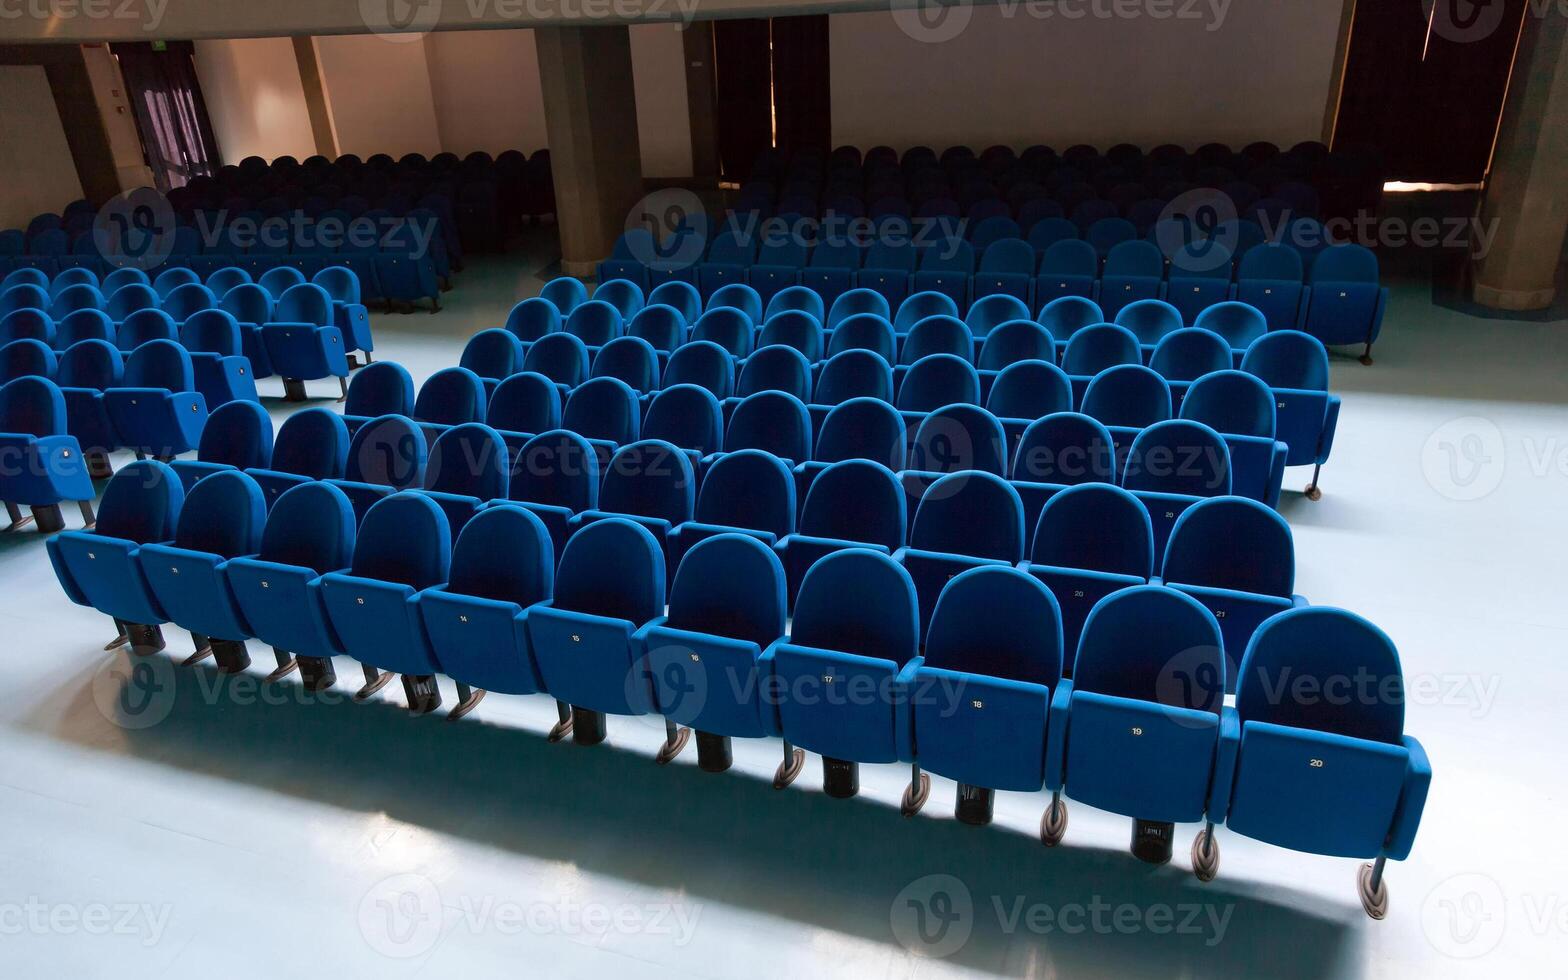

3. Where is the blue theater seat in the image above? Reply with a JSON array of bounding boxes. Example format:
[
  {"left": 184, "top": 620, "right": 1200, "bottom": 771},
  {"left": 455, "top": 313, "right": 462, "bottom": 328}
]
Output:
[
  {"left": 523, "top": 331, "right": 591, "bottom": 388},
  {"left": 1113, "top": 299, "right": 1184, "bottom": 348},
  {"left": 416, "top": 505, "right": 555, "bottom": 717},
  {"left": 179, "top": 309, "right": 259, "bottom": 406},
  {"left": 1043, "top": 586, "right": 1226, "bottom": 864},
  {"left": 56, "top": 339, "right": 123, "bottom": 467},
  {"left": 643, "top": 384, "right": 723, "bottom": 457},
  {"left": 263, "top": 283, "right": 349, "bottom": 397},
  {"left": 1, "top": 284, "right": 51, "bottom": 320},
  {"left": 1122, "top": 419, "right": 1232, "bottom": 556},
  {"left": 898, "top": 353, "right": 979, "bottom": 413},
  {"left": 1181, "top": 369, "right": 1276, "bottom": 439},
  {"left": 102, "top": 268, "right": 149, "bottom": 294},
  {"left": 1150, "top": 327, "right": 1232, "bottom": 381},
  {"left": 749, "top": 226, "right": 808, "bottom": 304},
  {"left": 662, "top": 340, "right": 734, "bottom": 399},
  {"left": 1035, "top": 239, "right": 1098, "bottom": 305},
  {"left": 219, "top": 283, "right": 276, "bottom": 378},
  {"left": 460, "top": 328, "right": 524, "bottom": 383},
  {"left": 1167, "top": 242, "right": 1235, "bottom": 324},
  {"left": 0, "top": 338, "right": 54, "bottom": 383},
  {"left": 897, "top": 469, "right": 1024, "bottom": 627},
  {"left": 645, "top": 534, "right": 789, "bottom": 767},
  {"left": 738, "top": 344, "right": 812, "bottom": 401},
  {"left": 1225, "top": 607, "right": 1430, "bottom": 915},
  {"left": 1235, "top": 243, "right": 1306, "bottom": 331},
  {"left": 487, "top": 370, "right": 562, "bottom": 442},
  {"left": 2, "top": 308, "right": 54, "bottom": 347},
  {"left": 55, "top": 308, "right": 115, "bottom": 349},
  {"left": 707, "top": 283, "right": 763, "bottom": 325},
  {"left": 978, "top": 319, "right": 1053, "bottom": 371},
  {"left": 767, "top": 548, "right": 920, "bottom": 796},
  {"left": 1160, "top": 495, "right": 1299, "bottom": 678},
  {"left": 668, "top": 448, "right": 794, "bottom": 567},
  {"left": 590, "top": 336, "right": 660, "bottom": 394},
  {"left": 48, "top": 460, "right": 183, "bottom": 653},
  {"left": 758, "top": 310, "right": 824, "bottom": 362},
  {"left": 503, "top": 428, "right": 600, "bottom": 554},
  {"left": 505, "top": 296, "right": 562, "bottom": 342},
  {"left": 49, "top": 282, "right": 104, "bottom": 320},
  {"left": 692, "top": 306, "right": 755, "bottom": 358},
  {"left": 1081, "top": 364, "right": 1172, "bottom": 428},
  {"left": 814, "top": 348, "right": 893, "bottom": 407},
  {"left": 256, "top": 267, "right": 303, "bottom": 300},
  {"left": 973, "top": 238, "right": 1035, "bottom": 303},
  {"left": 858, "top": 240, "right": 918, "bottom": 308},
  {"left": 170, "top": 399, "right": 273, "bottom": 490},
  {"left": 330, "top": 413, "right": 429, "bottom": 520},
  {"left": 245, "top": 408, "right": 349, "bottom": 505},
  {"left": 103, "top": 340, "right": 208, "bottom": 459},
  {"left": 1099, "top": 240, "right": 1166, "bottom": 319},
  {"left": 565, "top": 300, "right": 624, "bottom": 348},
  {"left": 912, "top": 239, "right": 973, "bottom": 306},
  {"left": 827, "top": 313, "right": 897, "bottom": 363},
  {"left": 648, "top": 281, "right": 703, "bottom": 325},
  {"left": 116, "top": 308, "right": 178, "bottom": 351},
  {"left": 1194, "top": 301, "right": 1268, "bottom": 352},
  {"left": 964, "top": 294, "right": 1030, "bottom": 342},
  {"left": 1037, "top": 295, "right": 1104, "bottom": 345},
  {"left": 0, "top": 376, "right": 95, "bottom": 531},
  {"left": 423, "top": 422, "right": 509, "bottom": 531},
  {"left": 776, "top": 458, "right": 904, "bottom": 601},
  {"left": 526, "top": 518, "right": 668, "bottom": 745},
  {"left": 593, "top": 278, "right": 645, "bottom": 319},
  {"left": 597, "top": 233, "right": 652, "bottom": 288},
  {"left": 1061, "top": 323, "right": 1141, "bottom": 377},
  {"left": 1022, "top": 482, "right": 1152, "bottom": 663},
  {"left": 901, "top": 314, "right": 972, "bottom": 365},
  {"left": 626, "top": 304, "right": 687, "bottom": 353},
  {"left": 725, "top": 390, "right": 812, "bottom": 463},
  {"left": 564, "top": 376, "right": 641, "bottom": 447},
  {"left": 106, "top": 283, "right": 160, "bottom": 324},
  {"left": 573, "top": 438, "right": 694, "bottom": 547},
  {"left": 700, "top": 231, "right": 757, "bottom": 295},
  {"left": 763, "top": 285, "right": 824, "bottom": 325},
  {"left": 1242, "top": 330, "right": 1340, "bottom": 497},
  {"left": 139, "top": 470, "right": 267, "bottom": 672},
  {"left": 897, "top": 296, "right": 964, "bottom": 342},
  {"left": 540, "top": 277, "right": 588, "bottom": 315},
  {"left": 312, "top": 266, "right": 374, "bottom": 358},
  {"left": 987, "top": 360, "right": 1072, "bottom": 430},
  {"left": 911, "top": 566, "right": 1063, "bottom": 821},
  {"left": 414, "top": 366, "right": 487, "bottom": 430},
  {"left": 908, "top": 403, "right": 1008, "bottom": 477},
  {"left": 320, "top": 492, "right": 452, "bottom": 712},
  {"left": 161, "top": 282, "right": 216, "bottom": 323},
  {"left": 826, "top": 287, "right": 890, "bottom": 330},
  {"left": 813, "top": 396, "right": 906, "bottom": 472},
  {"left": 345, "top": 361, "right": 416, "bottom": 423},
  {"left": 1301, "top": 243, "right": 1386, "bottom": 361},
  {"left": 801, "top": 239, "right": 863, "bottom": 306}
]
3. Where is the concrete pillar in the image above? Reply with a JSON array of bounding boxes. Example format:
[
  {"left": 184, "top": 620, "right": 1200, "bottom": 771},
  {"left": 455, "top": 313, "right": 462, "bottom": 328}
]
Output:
[
  {"left": 1471, "top": 10, "right": 1568, "bottom": 311},
  {"left": 536, "top": 26, "right": 644, "bottom": 278},
  {"left": 292, "top": 37, "right": 340, "bottom": 160}
]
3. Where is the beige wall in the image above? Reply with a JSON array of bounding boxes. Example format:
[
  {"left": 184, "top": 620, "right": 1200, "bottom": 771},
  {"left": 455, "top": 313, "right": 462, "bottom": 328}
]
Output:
[
  {"left": 629, "top": 24, "right": 693, "bottom": 179},
  {"left": 829, "top": 2, "right": 1344, "bottom": 150},
  {"left": 194, "top": 37, "right": 317, "bottom": 164},
  {"left": 424, "top": 30, "right": 550, "bottom": 157},
  {"left": 0, "top": 66, "right": 85, "bottom": 228},
  {"left": 313, "top": 34, "right": 444, "bottom": 158}
]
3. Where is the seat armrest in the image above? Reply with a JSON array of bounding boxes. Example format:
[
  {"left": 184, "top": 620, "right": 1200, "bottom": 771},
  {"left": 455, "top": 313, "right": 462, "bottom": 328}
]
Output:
[
  {"left": 1044, "top": 678, "right": 1074, "bottom": 790},
  {"left": 1207, "top": 705, "right": 1241, "bottom": 822},
  {"left": 1385, "top": 734, "right": 1432, "bottom": 860},
  {"left": 757, "top": 638, "right": 786, "bottom": 736},
  {"left": 893, "top": 656, "right": 924, "bottom": 763},
  {"left": 1318, "top": 394, "right": 1341, "bottom": 464}
]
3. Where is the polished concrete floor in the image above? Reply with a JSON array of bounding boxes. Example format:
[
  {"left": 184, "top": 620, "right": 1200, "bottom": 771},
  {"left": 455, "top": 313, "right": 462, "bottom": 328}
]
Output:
[{"left": 2, "top": 225, "right": 1564, "bottom": 978}]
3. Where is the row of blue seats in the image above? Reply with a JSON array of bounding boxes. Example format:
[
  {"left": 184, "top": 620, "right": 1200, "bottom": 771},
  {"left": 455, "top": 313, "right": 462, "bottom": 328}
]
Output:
[
  {"left": 3, "top": 328, "right": 255, "bottom": 413},
  {"left": 4, "top": 263, "right": 363, "bottom": 308},
  {"left": 50, "top": 461, "right": 1428, "bottom": 917},
  {"left": 595, "top": 233, "right": 1385, "bottom": 355}
]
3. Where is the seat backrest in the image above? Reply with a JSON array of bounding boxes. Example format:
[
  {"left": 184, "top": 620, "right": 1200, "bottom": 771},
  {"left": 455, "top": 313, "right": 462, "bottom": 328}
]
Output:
[
  {"left": 1241, "top": 329, "right": 1330, "bottom": 391},
  {"left": 447, "top": 504, "right": 553, "bottom": 606},
  {"left": 1040, "top": 239, "right": 1098, "bottom": 277},
  {"left": 351, "top": 492, "right": 450, "bottom": 588},
  {"left": 738, "top": 344, "right": 812, "bottom": 401},
  {"left": 425, "top": 422, "right": 508, "bottom": 499},
  {"left": 725, "top": 390, "right": 812, "bottom": 461},
  {"left": 894, "top": 292, "right": 961, "bottom": 334},
  {"left": 1081, "top": 364, "right": 1172, "bottom": 428},
  {"left": 593, "top": 278, "right": 645, "bottom": 319},
  {"left": 563, "top": 375, "right": 641, "bottom": 445},
  {"left": 118, "top": 309, "right": 179, "bottom": 350},
  {"left": 554, "top": 517, "right": 664, "bottom": 621},
  {"left": 590, "top": 336, "right": 659, "bottom": 393},
  {"left": 1113, "top": 299, "right": 1184, "bottom": 345},
  {"left": 917, "top": 238, "right": 974, "bottom": 273},
  {"left": 1193, "top": 301, "right": 1267, "bottom": 348},
  {"left": 1086, "top": 217, "right": 1137, "bottom": 254},
  {"left": 174, "top": 470, "right": 266, "bottom": 558},
  {"left": 1103, "top": 239, "right": 1164, "bottom": 278},
  {"left": 910, "top": 470, "right": 1024, "bottom": 561},
  {"left": 95, "top": 459, "right": 184, "bottom": 543},
  {"left": 162, "top": 282, "right": 216, "bottom": 321},
  {"left": 799, "top": 459, "right": 905, "bottom": 549},
  {"left": 487, "top": 370, "right": 562, "bottom": 434},
  {"left": 1180, "top": 368, "right": 1276, "bottom": 438},
  {"left": 414, "top": 366, "right": 487, "bottom": 426},
  {"left": 696, "top": 448, "right": 796, "bottom": 537},
  {"left": 812, "top": 396, "right": 904, "bottom": 470},
  {"left": 565, "top": 299, "right": 624, "bottom": 347},
  {"left": 178, "top": 309, "right": 243, "bottom": 356},
  {"left": 49, "top": 283, "right": 104, "bottom": 319},
  {"left": 987, "top": 360, "right": 1072, "bottom": 420},
  {"left": 1162, "top": 495, "right": 1293, "bottom": 596},
  {"left": 1030, "top": 482, "right": 1152, "bottom": 575},
  {"left": 270, "top": 407, "right": 350, "bottom": 479},
  {"left": 1, "top": 284, "right": 50, "bottom": 318},
  {"left": 1122, "top": 419, "right": 1231, "bottom": 496},
  {"left": 197, "top": 399, "right": 273, "bottom": 468},
  {"left": 924, "top": 566, "right": 1062, "bottom": 685},
  {"left": 102, "top": 268, "right": 151, "bottom": 293},
  {"left": 965, "top": 295, "right": 1032, "bottom": 340},
  {"left": 521, "top": 331, "right": 591, "bottom": 388},
  {"left": 662, "top": 339, "right": 734, "bottom": 399},
  {"left": 909, "top": 403, "right": 1007, "bottom": 475},
  {"left": 0, "top": 339, "right": 55, "bottom": 383},
  {"left": 345, "top": 361, "right": 415, "bottom": 418},
  {"left": 105, "top": 283, "right": 160, "bottom": 321},
  {"left": 666, "top": 533, "right": 786, "bottom": 645},
  {"left": 826, "top": 288, "right": 890, "bottom": 329},
  {"left": 1150, "top": 327, "right": 1233, "bottom": 382},
  {"left": 692, "top": 306, "right": 755, "bottom": 357},
  {"left": 0, "top": 375, "right": 66, "bottom": 436},
  {"left": 813, "top": 348, "right": 893, "bottom": 406},
  {"left": 219, "top": 283, "right": 274, "bottom": 325},
  {"left": 56, "top": 339, "right": 123, "bottom": 389},
  {"left": 344, "top": 413, "right": 428, "bottom": 488},
  {"left": 1074, "top": 586, "right": 1224, "bottom": 710},
  {"left": 901, "top": 315, "right": 972, "bottom": 366},
  {"left": 122, "top": 339, "right": 195, "bottom": 391},
  {"left": 1037, "top": 295, "right": 1104, "bottom": 343},
  {"left": 791, "top": 549, "right": 919, "bottom": 665},
  {"left": 898, "top": 353, "right": 980, "bottom": 413},
  {"left": 1309, "top": 243, "right": 1379, "bottom": 284},
  {"left": 599, "top": 439, "right": 695, "bottom": 524},
  {"left": 707, "top": 283, "right": 762, "bottom": 324},
  {"left": 1061, "top": 323, "right": 1141, "bottom": 376},
  {"left": 275, "top": 283, "right": 332, "bottom": 325},
  {"left": 1238, "top": 242, "right": 1304, "bottom": 283},
  {"left": 978, "top": 319, "right": 1053, "bottom": 371},
  {"left": 1236, "top": 607, "right": 1405, "bottom": 744},
  {"left": 153, "top": 267, "right": 201, "bottom": 298},
  {"left": 647, "top": 281, "right": 702, "bottom": 324},
  {"left": 1012, "top": 412, "right": 1117, "bottom": 484},
  {"left": 505, "top": 296, "right": 562, "bottom": 341},
  {"left": 1169, "top": 240, "right": 1234, "bottom": 281},
  {"left": 642, "top": 383, "right": 723, "bottom": 456},
  {"left": 978, "top": 237, "right": 1035, "bottom": 274},
  {"left": 511, "top": 428, "right": 600, "bottom": 511},
  {"left": 827, "top": 312, "right": 896, "bottom": 362},
  {"left": 313, "top": 265, "right": 361, "bottom": 303},
  {"left": 260, "top": 267, "right": 307, "bottom": 299},
  {"left": 626, "top": 304, "right": 686, "bottom": 353},
  {"left": 540, "top": 276, "right": 589, "bottom": 314},
  {"left": 459, "top": 328, "right": 524, "bottom": 380},
  {"left": 1, "top": 308, "right": 52, "bottom": 346},
  {"left": 56, "top": 309, "right": 114, "bottom": 347},
  {"left": 763, "top": 285, "right": 824, "bottom": 323}
]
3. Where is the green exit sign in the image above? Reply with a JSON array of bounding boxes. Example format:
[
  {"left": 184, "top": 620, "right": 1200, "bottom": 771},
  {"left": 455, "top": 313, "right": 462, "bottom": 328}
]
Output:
[{"left": 151, "top": 40, "right": 167, "bottom": 52}]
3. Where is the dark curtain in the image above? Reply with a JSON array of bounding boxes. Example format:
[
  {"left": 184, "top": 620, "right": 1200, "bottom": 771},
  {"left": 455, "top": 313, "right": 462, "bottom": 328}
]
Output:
[
  {"left": 1334, "top": 1, "right": 1526, "bottom": 182},
  {"left": 712, "top": 20, "right": 774, "bottom": 182},
  {"left": 109, "top": 41, "right": 221, "bottom": 191},
  {"left": 770, "top": 16, "right": 831, "bottom": 160}
]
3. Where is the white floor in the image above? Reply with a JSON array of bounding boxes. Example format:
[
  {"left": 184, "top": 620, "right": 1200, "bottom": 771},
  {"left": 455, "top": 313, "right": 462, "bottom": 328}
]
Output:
[{"left": 3, "top": 241, "right": 1565, "bottom": 979}]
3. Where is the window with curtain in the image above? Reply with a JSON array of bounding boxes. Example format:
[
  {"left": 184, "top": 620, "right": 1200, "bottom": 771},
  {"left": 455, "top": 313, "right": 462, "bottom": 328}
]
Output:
[{"left": 108, "top": 41, "right": 221, "bottom": 192}]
